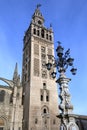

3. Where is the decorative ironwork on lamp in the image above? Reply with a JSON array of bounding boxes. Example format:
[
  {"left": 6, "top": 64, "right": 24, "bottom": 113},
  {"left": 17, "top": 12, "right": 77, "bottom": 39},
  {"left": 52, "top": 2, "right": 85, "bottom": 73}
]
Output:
[{"left": 46, "top": 41, "right": 77, "bottom": 77}]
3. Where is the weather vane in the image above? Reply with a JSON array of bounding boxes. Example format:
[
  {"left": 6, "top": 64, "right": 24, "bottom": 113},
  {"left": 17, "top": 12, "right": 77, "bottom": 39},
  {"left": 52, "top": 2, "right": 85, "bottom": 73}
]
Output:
[
  {"left": 37, "top": 4, "right": 41, "bottom": 9},
  {"left": 50, "top": 23, "right": 52, "bottom": 28}
]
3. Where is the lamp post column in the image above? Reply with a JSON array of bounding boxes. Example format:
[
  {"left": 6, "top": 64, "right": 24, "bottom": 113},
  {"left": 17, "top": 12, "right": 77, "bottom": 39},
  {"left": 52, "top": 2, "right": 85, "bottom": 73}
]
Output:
[{"left": 57, "top": 73, "right": 79, "bottom": 130}]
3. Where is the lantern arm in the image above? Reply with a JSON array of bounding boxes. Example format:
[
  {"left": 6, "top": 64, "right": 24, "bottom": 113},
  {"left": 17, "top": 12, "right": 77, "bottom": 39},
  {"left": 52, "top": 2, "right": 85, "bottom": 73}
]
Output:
[{"left": 46, "top": 42, "right": 77, "bottom": 76}]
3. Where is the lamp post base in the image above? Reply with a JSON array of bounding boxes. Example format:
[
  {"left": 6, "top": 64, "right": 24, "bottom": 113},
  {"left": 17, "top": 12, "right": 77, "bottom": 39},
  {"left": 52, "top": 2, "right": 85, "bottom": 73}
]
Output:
[{"left": 57, "top": 114, "right": 79, "bottom": 130}]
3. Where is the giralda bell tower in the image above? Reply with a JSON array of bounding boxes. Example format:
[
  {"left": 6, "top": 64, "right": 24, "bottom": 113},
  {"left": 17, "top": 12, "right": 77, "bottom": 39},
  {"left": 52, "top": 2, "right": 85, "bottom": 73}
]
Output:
[{"left": 22, "top": 5, "right": 60, "bottom": 130}]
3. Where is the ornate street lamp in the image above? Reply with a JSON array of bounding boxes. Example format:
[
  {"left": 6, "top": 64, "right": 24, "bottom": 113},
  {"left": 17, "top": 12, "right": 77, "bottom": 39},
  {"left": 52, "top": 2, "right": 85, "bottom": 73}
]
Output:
[{"left": 46, "top": 41, "right": 79, "bottom": 130}]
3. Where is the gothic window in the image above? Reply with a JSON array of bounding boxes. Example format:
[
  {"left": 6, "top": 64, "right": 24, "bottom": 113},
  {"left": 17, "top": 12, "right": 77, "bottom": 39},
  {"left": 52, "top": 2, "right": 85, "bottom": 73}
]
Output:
[
  {"left": 37, "top": 30, "right": 40, "bottom": 36},
  {"left": 34, "top": 44, "right": 39, "bottom": 55},
  {"left": 41, "top": 29, "right": 44, "bottom": 38},
  {"left": 33, "top": 28, "right": 36, "bottom": 35},
  {"left": 34, "top": 58, "right": 39, "bottom": 76},
  {"left": 0, "top": 90, "right": 5, "bottom": 102}
]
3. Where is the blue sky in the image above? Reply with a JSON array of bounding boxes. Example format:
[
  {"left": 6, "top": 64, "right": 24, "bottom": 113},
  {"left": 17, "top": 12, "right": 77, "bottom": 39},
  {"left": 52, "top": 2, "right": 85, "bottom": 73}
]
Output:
[{"left": 0, "top": 0, "right": 87, "bottom": 115}]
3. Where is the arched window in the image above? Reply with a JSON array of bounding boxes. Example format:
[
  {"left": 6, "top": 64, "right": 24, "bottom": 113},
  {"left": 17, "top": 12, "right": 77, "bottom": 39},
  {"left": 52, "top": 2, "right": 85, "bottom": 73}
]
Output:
[
  {"left": 46, "top": 95, "right": 49, "bottom": 102},
  {"left": 43, "top": 108, "right": 47, "bottom": 114},
  {"left": 41, "top": 29, "right": 44, "bottom": 38},
  {"left": 41, "top": 95, "right": 43, "bottom": 101},
  {"left": 0, "top": 90, "right": 5, "bottom": 102},
  {"left": 37, "top": 30, "right": 40, "bottom": 36},
  {"left": 49, "top": 35, "right": 52, "bottom": 41},
  {"left": 33, "top": 28, "right": 36, "bottom": 35},
  {"left": 38, "top": 20, "right": 42, "bottom": 25},
  {"left": 42, "top": 106, "right": 49, "bottom": 115}
]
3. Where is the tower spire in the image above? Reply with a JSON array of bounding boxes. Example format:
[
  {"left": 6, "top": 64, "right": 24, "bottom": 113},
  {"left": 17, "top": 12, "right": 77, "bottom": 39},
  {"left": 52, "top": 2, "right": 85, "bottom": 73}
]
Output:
[{"left": 13, "top": 62, "right": 18, "bottom": 81}]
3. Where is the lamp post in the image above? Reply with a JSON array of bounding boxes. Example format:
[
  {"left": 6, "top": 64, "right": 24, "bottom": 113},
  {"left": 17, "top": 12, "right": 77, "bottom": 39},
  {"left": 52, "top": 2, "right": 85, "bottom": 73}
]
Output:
[{"left": 46, "top": 41, "right": 79, "bottom": 130}]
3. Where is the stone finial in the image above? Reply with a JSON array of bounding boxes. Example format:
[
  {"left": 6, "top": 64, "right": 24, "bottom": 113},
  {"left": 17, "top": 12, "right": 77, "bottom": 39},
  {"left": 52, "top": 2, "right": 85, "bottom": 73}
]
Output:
[{"left": 13, "top": 63, "right": 18, "bottom": 81}]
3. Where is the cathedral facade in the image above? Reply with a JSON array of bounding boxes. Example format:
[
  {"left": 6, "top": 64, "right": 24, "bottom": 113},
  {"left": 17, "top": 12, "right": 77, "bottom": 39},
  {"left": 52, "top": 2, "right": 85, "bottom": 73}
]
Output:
[{"left": 0, "top": 63, "right": 23, "bottom": 130}]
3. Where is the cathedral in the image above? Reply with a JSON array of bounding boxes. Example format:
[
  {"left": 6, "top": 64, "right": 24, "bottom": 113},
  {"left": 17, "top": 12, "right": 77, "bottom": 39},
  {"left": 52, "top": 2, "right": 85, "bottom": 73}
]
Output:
[{"left": 0, "top": 5, "right": 87, "bottom": 130}]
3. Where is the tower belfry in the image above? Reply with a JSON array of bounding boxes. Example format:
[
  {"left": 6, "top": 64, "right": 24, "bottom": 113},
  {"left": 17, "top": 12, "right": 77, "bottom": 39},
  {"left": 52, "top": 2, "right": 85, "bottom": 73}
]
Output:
[{"left": 22, "top": 5, "right": 60, "bottom": 130}]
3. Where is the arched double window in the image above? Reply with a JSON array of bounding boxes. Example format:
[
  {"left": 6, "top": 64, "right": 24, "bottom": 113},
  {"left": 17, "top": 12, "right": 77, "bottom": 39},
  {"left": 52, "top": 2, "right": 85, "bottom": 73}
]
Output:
[{"left": 33, "top": 28, "right": 36, "bottom": 35}]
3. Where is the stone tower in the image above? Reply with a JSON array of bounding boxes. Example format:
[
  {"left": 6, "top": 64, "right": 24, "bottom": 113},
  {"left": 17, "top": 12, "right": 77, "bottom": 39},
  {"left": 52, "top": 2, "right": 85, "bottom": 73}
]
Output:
[{"left": 22, "top": 5, "right": 60, "bottom": 130}]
